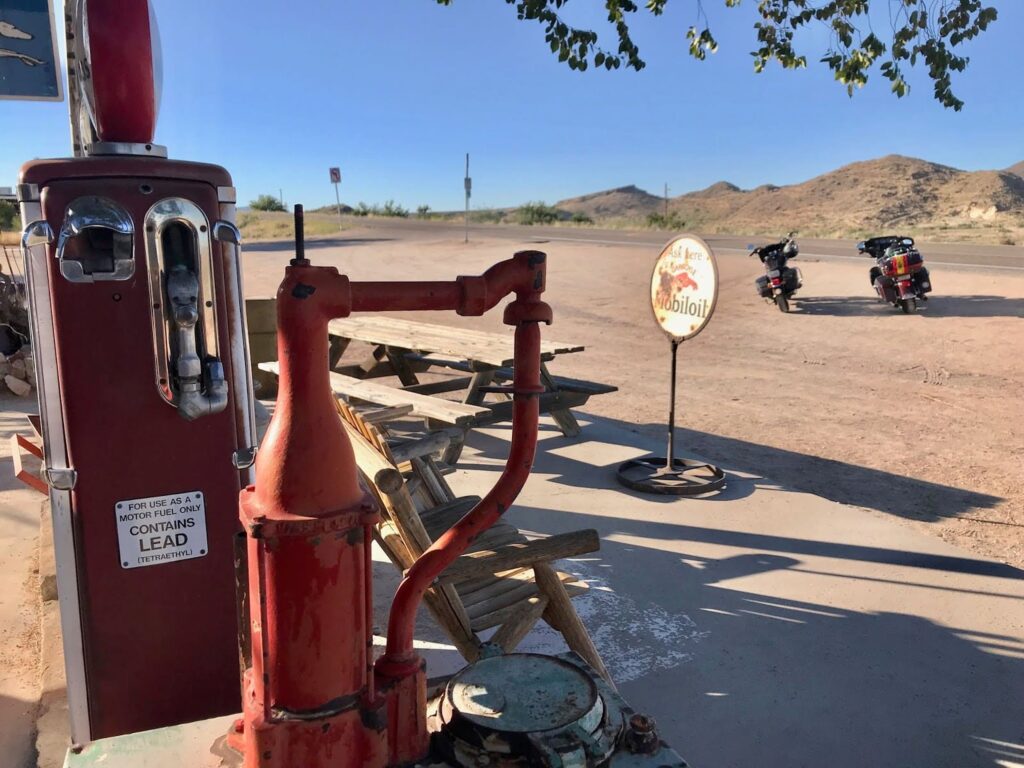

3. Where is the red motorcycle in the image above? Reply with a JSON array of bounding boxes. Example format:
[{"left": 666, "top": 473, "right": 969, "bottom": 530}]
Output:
[{"left": 858, "top": 235, "right": 932, "bottom": 314}]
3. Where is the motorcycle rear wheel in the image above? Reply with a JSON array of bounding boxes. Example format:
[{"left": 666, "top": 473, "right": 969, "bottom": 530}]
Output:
[
  {"left": 776, "top": 294, "right": 790, "bottom": 313},
  {"left": 900, "top": 297, "right": 917, "bottom": 314}
]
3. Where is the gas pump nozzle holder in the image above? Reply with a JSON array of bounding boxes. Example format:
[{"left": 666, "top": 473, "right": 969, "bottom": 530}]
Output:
[{"left": 238, "top": 211, "right": 551, "bottom": 768}]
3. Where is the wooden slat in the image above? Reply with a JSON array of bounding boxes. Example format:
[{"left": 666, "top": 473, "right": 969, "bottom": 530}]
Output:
[
  {"left": 491, "top": 595, "right": 549, "bottom": 653},
  {"left": 466, "top": 580, "right": 542, "bottom": 622},
  {"left": 535, "top": 563, "right": 612, "bottom": 684},
  {"left": 438, "top": 530, "right": 600, "bottom": 586},
  {"left": 327, "top": 316, "right": 583, "bottom": 369},
  {"left": 412, "top": 355, "right": 618, "bottom": 395},
  {"left": 259, "top": 362, "right": 488, "bottom": 427},
  {"left": 389, "top": 432, "right": 451, "bottom": 464},
  {"left": 469, "top": 571, "right": 583, "bottom": 632}
]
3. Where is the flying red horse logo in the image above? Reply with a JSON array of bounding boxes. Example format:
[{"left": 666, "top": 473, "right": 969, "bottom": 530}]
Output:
[{"left": 675, "top": 272, "right": 699, "bottom": 291}]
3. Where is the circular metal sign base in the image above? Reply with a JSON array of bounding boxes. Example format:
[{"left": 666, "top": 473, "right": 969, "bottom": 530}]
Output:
[{"left": 616, "top": 456, "right": 726, "bottom": 496}]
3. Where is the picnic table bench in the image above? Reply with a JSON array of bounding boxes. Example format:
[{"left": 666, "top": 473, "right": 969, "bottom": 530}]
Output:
[
  {"left": 325, "top": 316, "right": 615, "bottom": 437},
  {"left": 248, "top": 304, "right": 616, "bottom": 462}
]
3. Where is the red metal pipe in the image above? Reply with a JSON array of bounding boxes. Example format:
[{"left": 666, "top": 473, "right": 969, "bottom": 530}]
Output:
[
  {"left": 241, "top": 251, "right": 550, "bottom": 768},
  {"left": 350, "top": 282, "right": 463, "bottom": 312},
  {"left": 380, "top": 322, "right": 543, "bottom": 661}
]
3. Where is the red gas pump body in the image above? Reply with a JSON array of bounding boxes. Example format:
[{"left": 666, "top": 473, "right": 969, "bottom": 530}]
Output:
[{"left": 20, "top": 156, "right": 253, "bottom": 740}]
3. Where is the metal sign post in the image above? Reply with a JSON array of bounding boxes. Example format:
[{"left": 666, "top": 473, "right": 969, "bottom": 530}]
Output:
[
  {"left": 329, "top": 166, "right": 343, "bottom": 229},
  {"left": 616, "top": 234, "right": 726, "bottom": 495},
  {"left": 464, "top": 153, "right": 471, "bottom": 243}
]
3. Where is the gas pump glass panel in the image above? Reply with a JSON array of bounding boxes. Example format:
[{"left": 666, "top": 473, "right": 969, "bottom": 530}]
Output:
[
  {"left": 56, "top": 196, "right": 135, "bottom": 282},
  {"left": 144, "top": 198, "right": 226, "bottom": 415}
]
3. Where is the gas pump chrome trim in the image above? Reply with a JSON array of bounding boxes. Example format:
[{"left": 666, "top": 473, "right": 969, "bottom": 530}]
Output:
[
  {"left": 22, "top": 220, "right": 55, "bottom": 248},
  {"left": 86, "top": 141, "right": 168, "bottom": 158},
  {"left": 56, "top": 197, "right": 136, "bottom": 283},
  {"left": 20, "top": 205, "right": 92, "bottom": 745},
  {"left": 213, "top": 220, "right": 258, "bottom": 470},
  {"left": 144, "top": 198, "right": 221, "bottom": 408}
]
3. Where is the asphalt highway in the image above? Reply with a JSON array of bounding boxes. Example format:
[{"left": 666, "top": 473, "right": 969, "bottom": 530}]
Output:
[{"left": 347, "top": 216, "right": 1024, "bottom": 272}]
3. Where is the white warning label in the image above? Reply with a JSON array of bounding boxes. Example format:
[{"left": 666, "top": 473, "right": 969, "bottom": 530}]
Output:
[{"left": 115, "top": 491, "right": 209, "bottom": 569}]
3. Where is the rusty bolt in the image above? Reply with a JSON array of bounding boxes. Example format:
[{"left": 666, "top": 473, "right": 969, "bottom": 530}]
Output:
[{"left": 624, "top": 712, "right": 659, "bottom": 755}]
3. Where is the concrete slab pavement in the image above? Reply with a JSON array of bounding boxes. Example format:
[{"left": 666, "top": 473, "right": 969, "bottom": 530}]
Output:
[
  {"left": 0, "top": 392, "right": 47, "bottom": 768},
  {"left": 437, "top": 414, "right": 1024, "bottom": 768},
  {"left": 29, "top": 408, "right": 1024, "bottom": 767}
]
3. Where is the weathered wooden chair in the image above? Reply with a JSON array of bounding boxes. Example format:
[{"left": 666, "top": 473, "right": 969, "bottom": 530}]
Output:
[{"left": 335, "top": 400, "right": 612, "bottom": 682}]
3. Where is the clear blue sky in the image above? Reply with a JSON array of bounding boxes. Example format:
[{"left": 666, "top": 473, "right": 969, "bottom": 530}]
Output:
[{"left": 1, "top": 1, "right": 1020, "bottom": 211}]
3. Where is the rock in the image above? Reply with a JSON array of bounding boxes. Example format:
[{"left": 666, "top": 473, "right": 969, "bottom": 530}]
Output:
[
  {"left": 5, "top": 375, "right": 31, "bottom": 396},
  {"left": 10, "top": 359, "right": 26, "bottom": 378}
]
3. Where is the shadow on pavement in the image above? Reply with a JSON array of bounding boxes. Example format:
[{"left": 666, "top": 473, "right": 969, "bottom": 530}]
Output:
[
  {"left": 500, "top": 501, "right": 1024, "bottom": 767},
  {"left": 794, "top": 294, "right": 1024, "bottom": 318},
  {"left": 241, "top": 237, "right": 395, "bottom": 253},
  {"left": 464, "top": 415, "right": 1003, "bottom": 528}
]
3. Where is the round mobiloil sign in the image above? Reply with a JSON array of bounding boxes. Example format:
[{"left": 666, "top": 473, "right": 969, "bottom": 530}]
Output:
[{"left": 650, "top": 234, "right": 719, "bottom": 341}]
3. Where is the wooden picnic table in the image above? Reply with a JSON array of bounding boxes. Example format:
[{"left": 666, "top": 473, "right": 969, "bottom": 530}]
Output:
[
  {"left": 247, "top": 302, "right": 617, "bottom": 464},
  {"left": 324, "top": 316, "right": 614, "bottom": 447}
]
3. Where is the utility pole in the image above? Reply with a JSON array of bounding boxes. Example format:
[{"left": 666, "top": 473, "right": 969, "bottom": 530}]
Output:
[
  {"left": 279, "top": 188, "right": 285, "bottom": 209},
  {"left": 464, "top": 154, "right": 472, "bottom": 244},
  {"left": 664, "top": 183, "right": 669, "bottom": 219}
]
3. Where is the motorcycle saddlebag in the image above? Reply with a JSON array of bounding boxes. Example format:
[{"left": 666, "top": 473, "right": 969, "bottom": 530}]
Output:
[
  {"left": 784, "top": 267, "right": 802, "bottom": 292},
  {"left": 755, "top": 275, "right": 772, "bottom": 298},
  {"left": 914, "top": 267, "right": 933, "bottom": 295},
  {"left": 874, "top": 275, "right": 897, "bottom": 303}
]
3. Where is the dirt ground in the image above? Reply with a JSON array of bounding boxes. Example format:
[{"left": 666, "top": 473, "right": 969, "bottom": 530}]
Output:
[{"left": 243, "top": 232, "right": 1024, "bottom": 569}]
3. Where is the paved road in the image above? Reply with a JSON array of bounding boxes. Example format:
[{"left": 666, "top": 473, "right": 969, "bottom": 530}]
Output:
[{"left": 344, "top": 217, "right": 1024, "bottom": 272}]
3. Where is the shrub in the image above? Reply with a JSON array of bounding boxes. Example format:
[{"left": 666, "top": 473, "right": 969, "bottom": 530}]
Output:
[
  {"left": 0, "top": 201, "right": 16, "bottom": 231},
  {"left": 249, "top": 194, "right": 286, "bottom": 212},
  {"left": 381, "top": 200, "right": 409, "bottom": 218},
  {"left": 516, "top": 202, "right": 561, "bottom": 226},
  {"left": 646, "top": 211, "right": 687, "bottom": 230},
  {"left": 417, "top": 205, "right": 431, "bottom": 218},
  {"left": 570, "top": 211, "right": 594, "bottom": 224}
]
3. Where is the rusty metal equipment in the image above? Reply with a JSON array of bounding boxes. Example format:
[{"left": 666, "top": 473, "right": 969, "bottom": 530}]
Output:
[
  {"left": 19, "top": 0, "right": 256, "bottom": 743},
  {"left": 220, "top": 206, "right": 692, "bottom": 768}
]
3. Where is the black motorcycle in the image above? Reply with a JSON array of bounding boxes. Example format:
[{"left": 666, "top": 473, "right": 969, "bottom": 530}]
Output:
[
  {"left": 750, "top": 233, "right": 802, "bottom": 313},
  {"left": 857, "top": 235, "right": 932, "bottom": 314}
]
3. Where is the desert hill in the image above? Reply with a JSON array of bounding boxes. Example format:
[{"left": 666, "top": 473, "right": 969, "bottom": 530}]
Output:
[
  {"left": 555, "top": 185, "right": 662, "bottom": 218},
  {"left": 556, "top": 155, "right": 1024, "bottom": 242},
  {"left": 1006, "top": 160, "right": 1024, "bottom": 178}
]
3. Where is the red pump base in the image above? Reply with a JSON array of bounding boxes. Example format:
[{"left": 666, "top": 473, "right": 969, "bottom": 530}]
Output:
[{"left": 235, "top": 231, "right": 551, "bottom": 768}]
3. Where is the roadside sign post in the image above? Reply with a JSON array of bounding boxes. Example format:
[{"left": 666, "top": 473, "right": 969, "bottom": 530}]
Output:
[
  {"left": 616, "top": 234, "right": 726, "bottom": 495},
  {"left": 329, "top": 166, "right": 343, "bottom": 228},
  {"left": 464, "top": 153, "right": 471, "bottom": 243}
]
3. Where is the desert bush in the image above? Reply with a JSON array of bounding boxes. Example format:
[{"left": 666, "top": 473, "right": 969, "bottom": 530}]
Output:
[
  {"left": 516, "top": 202, "right": 561, "bottom": 226},
  {"left": 0, "top": 201, "right": 17, "bottom": 231},
  {"left": 250, "top": 194, "right": 286, "bottom": 212},
  {"left": 646, "top": 211, "right": 687, "bottom": 230},
  {"left": 381, "top": 200, "right": 409, "bottom": 218},
  {"left": 417, "top": 205, "right": 431, "bottom": 217},
  {"left": 570, "top": 211, "right": 594, "bottom": 224}
]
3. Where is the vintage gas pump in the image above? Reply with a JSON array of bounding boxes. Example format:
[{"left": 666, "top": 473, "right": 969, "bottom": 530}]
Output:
[{"left": 19, "top": 0, "right": 256, "bottom": 743}]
